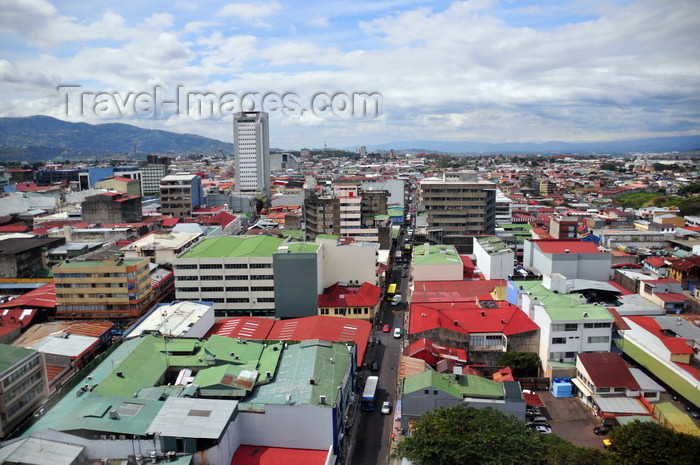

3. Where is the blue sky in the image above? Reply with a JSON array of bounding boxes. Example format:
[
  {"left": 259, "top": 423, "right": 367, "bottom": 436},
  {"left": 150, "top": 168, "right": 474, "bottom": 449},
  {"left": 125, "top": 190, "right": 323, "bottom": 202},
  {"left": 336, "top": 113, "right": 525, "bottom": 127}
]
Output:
[{"left": 1, "top": 0, "right": 699, "bottom": 150}]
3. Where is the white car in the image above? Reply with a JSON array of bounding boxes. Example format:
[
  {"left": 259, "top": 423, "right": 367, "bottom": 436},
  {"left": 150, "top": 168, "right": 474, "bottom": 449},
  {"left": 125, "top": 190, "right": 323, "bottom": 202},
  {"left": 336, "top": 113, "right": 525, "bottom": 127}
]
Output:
[
  {"left": 393, "top": 327, "right": 402, "bottom": 338},
  {"left": 381, "top": 401, "right": 391, "bottom": 414},
  {"left": 533, "top": 425, "right": 552, "bottom": 434}
]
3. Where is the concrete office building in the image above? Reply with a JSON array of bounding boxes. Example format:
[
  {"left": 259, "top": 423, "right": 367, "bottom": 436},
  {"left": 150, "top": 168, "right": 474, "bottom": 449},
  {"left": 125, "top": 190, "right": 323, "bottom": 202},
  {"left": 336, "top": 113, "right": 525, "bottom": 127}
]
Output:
[
  {"left": 159, "top": 173, "right": 205, "bottom": 218},
  {"left": 420, "top": 171, "right": 496, "bottom": 252},
  {"left": 233, "top": 112, "right": 271, "bottom": 201}
]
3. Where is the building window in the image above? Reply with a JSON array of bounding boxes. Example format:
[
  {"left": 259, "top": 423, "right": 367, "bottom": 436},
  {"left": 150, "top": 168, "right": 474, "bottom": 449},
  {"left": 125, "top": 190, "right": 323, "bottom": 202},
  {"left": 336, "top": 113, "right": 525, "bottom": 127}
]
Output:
[
  {"left": 469, "top": 335, "right": 484, "bottom": 346},
  {"left": 552, "top": 337, "right": 566, "bottom": 344},
  {"left": 587, "top": 336, "right": 610, "bottom": 344}
]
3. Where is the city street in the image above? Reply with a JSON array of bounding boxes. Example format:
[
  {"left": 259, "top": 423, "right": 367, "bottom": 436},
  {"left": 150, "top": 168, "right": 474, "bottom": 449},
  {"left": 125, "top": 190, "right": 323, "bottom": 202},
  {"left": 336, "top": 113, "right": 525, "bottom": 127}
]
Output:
[{"left": 349, "top": 263, "right": 407, "bottom": 465}]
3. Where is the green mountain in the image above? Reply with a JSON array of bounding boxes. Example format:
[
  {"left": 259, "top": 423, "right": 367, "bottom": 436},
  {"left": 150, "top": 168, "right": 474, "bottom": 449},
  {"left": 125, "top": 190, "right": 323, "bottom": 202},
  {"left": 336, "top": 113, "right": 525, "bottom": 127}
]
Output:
[{"left": 0, "top": 115, "right": 233, "bottom": 161}]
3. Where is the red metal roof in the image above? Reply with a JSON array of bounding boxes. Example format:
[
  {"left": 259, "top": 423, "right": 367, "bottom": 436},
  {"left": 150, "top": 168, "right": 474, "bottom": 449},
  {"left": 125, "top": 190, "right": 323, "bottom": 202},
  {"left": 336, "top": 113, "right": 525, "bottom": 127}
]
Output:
[
  {"left": 207, "top": 317, "right": 276, "bottom": 340},
  {"left": 161, "top": 218, "right": 179, "bottom": 227},
  {"left": 0, "top": 225, "right": 30, "bottom": 233},
  {"left": 577, "top": 352, "right": 640, "bottom": 390},
  {"left": 654, "top": 292, "right": 688, "bottom": 303},
  {"left": 266, "top": 316, "right": 371, "bottom": 367},
  {"left": 411, "top": 280, "right": 505, "bottom": 303},
  {"left": 0, "top": 282, "right": 55, "bottom": 309},
  {"left": 626, "top": 316, "right": 694, "bottom": 355},
  {"left": 318, "top": 282, "right": 381, "bottom": 308},
  {"left": 605, "top": 280, "right": 632, "bottom": 296},
  {"left": 403, "top": 338, "right": 467, "bottom": 365},
  {"left": 644, "top": 257, "right": 666, "bottom": 268},
  {"left": 492, "top": 367, "right": 514, "bottom": 382},
  {"left": 534, "top": 239, "right": 601, "bottom": 254},
  {"left": 409, "top": 301, "right": 539, "bottom": 337},
  {"left": 522, "top": 392, "right": 544, "bottom": 407}
]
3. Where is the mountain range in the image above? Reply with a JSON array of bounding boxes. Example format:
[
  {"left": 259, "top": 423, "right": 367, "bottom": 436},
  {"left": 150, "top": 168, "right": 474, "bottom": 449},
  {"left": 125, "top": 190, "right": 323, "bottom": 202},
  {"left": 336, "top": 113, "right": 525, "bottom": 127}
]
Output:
[
  {"left": 361, "top": 136, "right": 700, "bottom": 155},
  {"left": 1, "top": 116, "right": 698, "bottom": 163},
  {"left": 0, "top": 115, "right": 233, "bottom": 162}
]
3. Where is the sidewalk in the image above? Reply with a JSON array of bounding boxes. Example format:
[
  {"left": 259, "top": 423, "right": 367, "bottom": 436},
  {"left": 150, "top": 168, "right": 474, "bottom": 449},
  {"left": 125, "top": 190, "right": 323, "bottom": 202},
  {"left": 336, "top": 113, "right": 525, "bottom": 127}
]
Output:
[{"left": 388, "top": 310, "right": 410, "bottom": 464}]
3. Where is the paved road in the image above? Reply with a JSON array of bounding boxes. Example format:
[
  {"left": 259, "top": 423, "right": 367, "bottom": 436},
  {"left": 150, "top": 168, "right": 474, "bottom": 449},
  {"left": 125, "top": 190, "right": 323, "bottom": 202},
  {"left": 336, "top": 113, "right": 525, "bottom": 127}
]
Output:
[
  {"left": 349, "top": 267, "right": 407, "bottom": 465},
  {"left": 539, "top": 391, "right": 604, "bottom": 449}
]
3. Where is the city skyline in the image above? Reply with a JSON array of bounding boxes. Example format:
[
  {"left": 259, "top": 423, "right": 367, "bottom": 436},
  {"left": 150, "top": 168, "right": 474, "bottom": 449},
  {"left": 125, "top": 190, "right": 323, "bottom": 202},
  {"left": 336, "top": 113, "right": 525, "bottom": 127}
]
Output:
[{"left": 1, "top": 0, "right": 699, "bottom": 150}]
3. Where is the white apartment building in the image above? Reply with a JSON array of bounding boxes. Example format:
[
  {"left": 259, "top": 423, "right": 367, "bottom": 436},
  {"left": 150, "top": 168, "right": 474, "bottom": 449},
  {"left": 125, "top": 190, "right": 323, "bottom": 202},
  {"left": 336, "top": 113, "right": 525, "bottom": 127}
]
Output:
[
  {"left": 333, "top": 184, "right": 379, "bottom": 242},
  {"left": 510, "top": 277, "right": 614, "bottom": 379},
  {"left": 233, "top": 112, "right": 271, "bottom": 201}
]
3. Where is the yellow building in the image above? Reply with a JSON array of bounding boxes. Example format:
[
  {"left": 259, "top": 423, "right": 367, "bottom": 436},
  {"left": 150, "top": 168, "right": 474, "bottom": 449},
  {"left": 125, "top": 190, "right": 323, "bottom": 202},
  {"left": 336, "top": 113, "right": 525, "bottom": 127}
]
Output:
[{"left": 53, "top": 258, "right": 152, "bottom": 320}]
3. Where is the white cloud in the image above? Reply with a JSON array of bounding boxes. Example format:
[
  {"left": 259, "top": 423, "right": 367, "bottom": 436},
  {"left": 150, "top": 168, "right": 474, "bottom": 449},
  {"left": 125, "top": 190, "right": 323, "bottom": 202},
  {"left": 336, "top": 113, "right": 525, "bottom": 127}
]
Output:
[
  {"left": 217, "top": 1, "right": 282, "bottom": 20},
  {"left": 307, "top": 16, "right": 330, "bottom": 28}
]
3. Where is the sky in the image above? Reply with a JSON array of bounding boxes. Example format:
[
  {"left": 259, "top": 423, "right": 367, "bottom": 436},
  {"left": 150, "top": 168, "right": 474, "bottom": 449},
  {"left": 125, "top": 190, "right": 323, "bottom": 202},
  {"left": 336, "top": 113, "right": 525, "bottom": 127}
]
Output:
[{"left": 1, "top": 0, "right": 699, "bottom": 150}]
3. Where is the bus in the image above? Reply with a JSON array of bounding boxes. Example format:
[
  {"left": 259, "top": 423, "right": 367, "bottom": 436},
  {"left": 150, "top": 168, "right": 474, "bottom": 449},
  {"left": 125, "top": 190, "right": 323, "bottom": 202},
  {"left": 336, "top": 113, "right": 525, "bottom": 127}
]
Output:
[
  {"left": 361, "top": 375, "right": 379, "bottom": 411},
  {"left": 387, "top": 283, "right": 397, "bottom": 301}
]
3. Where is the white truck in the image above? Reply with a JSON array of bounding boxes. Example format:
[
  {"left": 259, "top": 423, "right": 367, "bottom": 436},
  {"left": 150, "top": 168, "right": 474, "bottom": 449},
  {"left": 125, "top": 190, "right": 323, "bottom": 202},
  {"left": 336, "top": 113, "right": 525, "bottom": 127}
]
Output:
[{"left": 391, "top": 294, "right": 402, "bottom": 306}]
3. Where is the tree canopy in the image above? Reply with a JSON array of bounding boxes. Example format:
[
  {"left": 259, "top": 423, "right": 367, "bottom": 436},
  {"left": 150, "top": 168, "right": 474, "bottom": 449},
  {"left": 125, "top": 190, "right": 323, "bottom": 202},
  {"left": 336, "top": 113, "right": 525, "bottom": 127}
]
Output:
[
  {"left": 498, "top": 352, "right": 541, "bottom": 377},
  {"left": 392, "top": 404, "right": 610, "bottom": 465},
  {"left": 607, "top": 420, "right": 700, "bottom": 465}
]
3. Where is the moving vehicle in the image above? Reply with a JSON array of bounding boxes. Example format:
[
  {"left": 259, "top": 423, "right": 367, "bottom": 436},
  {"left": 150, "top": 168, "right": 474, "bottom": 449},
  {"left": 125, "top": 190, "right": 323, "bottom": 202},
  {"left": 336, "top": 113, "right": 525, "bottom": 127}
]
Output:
[
  {"left": 361, "top": 376, "right": 379, "bottom": 411},
  {"left": 382, "top": 324, "right": 390, "bottom": 333},
  {"left": 387, "top": 283, "right": 397, "bottom": 301},
  {"left": 371, "top": 360, "right": 378, "bottom": 371},
  {"left": 393, "top": 327, "right": 402, "bottom": 338},
  {"left": 381, "top": 401, "right": 391, "bottom": 415},
  {"left": 391, "top": 294, "right": 402, "bottom": 306}
]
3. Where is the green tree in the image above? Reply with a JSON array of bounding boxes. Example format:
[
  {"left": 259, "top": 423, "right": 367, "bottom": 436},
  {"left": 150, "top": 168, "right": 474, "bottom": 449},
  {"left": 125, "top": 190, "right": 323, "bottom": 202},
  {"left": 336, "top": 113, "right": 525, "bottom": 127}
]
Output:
[
  {"left": 498, "top": 352, "right": 541, "bottom": 377},
  {"left": 393, "top": 405, "right": 546, "bottom": 465},
  {"left": 608, "top": 420, "right": 700, "bottom": 465},
  {"left": 393, "top": 405, "right": 610, "bottom": 465}
]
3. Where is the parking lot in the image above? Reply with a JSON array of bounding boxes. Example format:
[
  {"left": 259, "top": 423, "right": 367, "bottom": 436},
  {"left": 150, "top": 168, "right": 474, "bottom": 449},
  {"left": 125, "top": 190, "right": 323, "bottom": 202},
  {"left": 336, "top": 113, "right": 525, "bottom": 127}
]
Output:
[{"left": 538, "top": 391, "right": 606, "bottom": 449}]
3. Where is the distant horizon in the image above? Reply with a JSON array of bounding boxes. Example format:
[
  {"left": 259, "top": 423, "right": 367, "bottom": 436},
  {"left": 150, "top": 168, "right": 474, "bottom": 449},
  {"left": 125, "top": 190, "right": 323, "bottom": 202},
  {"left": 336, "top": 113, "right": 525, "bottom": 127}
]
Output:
[
  {"left": 1, "top": 1, "right": 698, "bottom": 149},
  {"left": 2, "top": 115, "right": 699, "bottom": 157}
]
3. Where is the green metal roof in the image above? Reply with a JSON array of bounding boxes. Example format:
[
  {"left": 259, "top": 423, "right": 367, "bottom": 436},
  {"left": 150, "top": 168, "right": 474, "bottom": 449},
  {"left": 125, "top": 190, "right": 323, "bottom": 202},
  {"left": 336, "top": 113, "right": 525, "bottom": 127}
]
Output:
[
  {"left": 512, "top": 280, "right": 613, "bottom": 321},
  {"left": 402, "top": 370, "right": 504, "bottom": 399},
  {"left": 284, "top": 242, "right": 321, "bottom": 254},
  {"left": 413, "top": 244, "right": 462, "bottom": 266},
  {"left": 387, "top": 208, "right": 404, "bottom": 216},
  {"left": 0, "top": 344, "right": 36, "bottom": 374},
  {"left": 242, "top": 340, "right": 352, "bottom": 408},
  {"left": 179, "top": 235, "right": 285, "bottom": 259},
  {"left": 617, "top": 338, "right": 700, "bottom": 409},
  {"left": 317, "top": 234, "right": 339, "bottom": 240},
  {"left": 26, "top": 334, "right": 284, "bottom": 437},
  {"left": 476, "top": 236, "right": 513, "bottom": 255}
]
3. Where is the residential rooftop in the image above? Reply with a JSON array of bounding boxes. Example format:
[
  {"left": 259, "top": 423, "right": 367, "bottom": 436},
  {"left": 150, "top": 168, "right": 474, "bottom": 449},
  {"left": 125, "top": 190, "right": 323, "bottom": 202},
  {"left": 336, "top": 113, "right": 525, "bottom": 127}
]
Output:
[
  {"left": 512, "top": 280, "right": 613, "bottom": 321},
  {"left": 402, "top": 370, "right": 505, "bottom": 399},
  {"left": 179, "top": 235, "right": 285, "bottom": 259}
]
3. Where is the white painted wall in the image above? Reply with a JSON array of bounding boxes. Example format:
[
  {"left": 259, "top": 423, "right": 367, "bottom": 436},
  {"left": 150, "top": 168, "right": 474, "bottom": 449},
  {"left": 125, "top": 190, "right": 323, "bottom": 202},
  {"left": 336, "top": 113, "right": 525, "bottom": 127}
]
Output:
[
  {"left": 240, "top": 404, "right": 334, "bottom": 450},
  {"left": 319, "top": 241, "right": 378, "bottom": 288}
]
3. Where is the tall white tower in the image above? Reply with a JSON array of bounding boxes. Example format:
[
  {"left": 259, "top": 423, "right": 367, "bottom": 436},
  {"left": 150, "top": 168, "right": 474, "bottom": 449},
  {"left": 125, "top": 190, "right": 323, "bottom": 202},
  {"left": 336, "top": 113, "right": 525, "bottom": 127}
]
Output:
[{"left": 233, "top": 111, "right": 271, "bottom": 201}]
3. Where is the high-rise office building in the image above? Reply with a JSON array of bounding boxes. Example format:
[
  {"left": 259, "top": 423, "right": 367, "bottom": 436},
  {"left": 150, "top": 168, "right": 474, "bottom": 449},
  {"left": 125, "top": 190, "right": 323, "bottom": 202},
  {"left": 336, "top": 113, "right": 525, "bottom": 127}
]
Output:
[
  {"left": 233, "top": 111, "right": 271, "bottom": 201},
  {"left": 420, "top": 171, "right": 496, "bottom": 251}
]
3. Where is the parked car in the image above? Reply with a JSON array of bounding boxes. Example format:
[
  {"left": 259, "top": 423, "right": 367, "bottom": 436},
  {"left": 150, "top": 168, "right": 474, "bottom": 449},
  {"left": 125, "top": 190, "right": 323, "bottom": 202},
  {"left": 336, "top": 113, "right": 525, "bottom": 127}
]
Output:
[
  {"left": 393, "top": 327, "right": 402, "bottom": 338},
  {"left": 532, "top": 425, "right": 551, "bottom": 434},
  {"left": 689, "top": 410, "right": 700, "bottom": 419},
  {"left": 381, "top": 401, "right": 391, "bottom": 415},
  {"left": 593, "top": 425, "right": 612, "bottom": 435},
  {"left": 382, "top": 324, "right": 390, "bottom": 333},
  {"left": 371, "top": 360, "right": 378, "bottom": 371},
  {"left": 526, "top": 407, "right": 541, "bottom": 417},
  {"left": 527, "top": 416, "right": 549, "bottom": 426}
]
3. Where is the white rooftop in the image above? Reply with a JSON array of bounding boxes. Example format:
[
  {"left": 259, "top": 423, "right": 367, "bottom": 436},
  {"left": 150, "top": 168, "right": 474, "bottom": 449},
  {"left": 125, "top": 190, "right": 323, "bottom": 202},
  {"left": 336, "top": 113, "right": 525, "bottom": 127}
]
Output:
[{"left": 126, "top": 301, "right": 213, "bottom": 339}]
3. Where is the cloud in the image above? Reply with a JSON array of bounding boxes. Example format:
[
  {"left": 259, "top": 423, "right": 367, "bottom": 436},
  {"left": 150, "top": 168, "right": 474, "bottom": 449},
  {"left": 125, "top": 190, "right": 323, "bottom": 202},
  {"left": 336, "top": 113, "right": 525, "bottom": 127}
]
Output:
[
  {"left": 217, "top": 1, "right": 282, "bottom": 20},
  {"left": 307, "top": 16, "right": 330, "bottom": 28}
]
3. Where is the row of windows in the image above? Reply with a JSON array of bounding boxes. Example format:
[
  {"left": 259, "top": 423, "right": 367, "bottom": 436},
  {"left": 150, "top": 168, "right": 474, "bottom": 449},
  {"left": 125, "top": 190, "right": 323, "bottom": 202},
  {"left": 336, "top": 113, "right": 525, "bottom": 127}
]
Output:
[
  {"left": 176, "top": 263, "right": 271, "bottom": 270},
  {"left": 583, "top": 322, "right": 612, "bottom": 329},
  {"left": 469, "top": 335, "right": 503, "bottom": 346},
  {"left": 7, "top": 384, "right": 44, "bottom": 418},
  {"left": 56, "top": 292, "right": 130, "bottom": 299},
  {"left": 204, "top": 297, "right": 276, "bottom": 304},
  {"left": 319, "top": 308, "right": 371, "bottom": 315},
  {"left": 179, "top": 286, "right": 276, "bottom": 293},
  {"left": 56, "top": 282, "right": 126, "bottom": 288},
  {"left": 3, "top": 371, "right": 42, "bottom": 404},
  {"left": 177, "top": 274, "right": 272, "bottom": 281},
  {"left": 2, "top": 357, "right": 40, "bottom": 388}
]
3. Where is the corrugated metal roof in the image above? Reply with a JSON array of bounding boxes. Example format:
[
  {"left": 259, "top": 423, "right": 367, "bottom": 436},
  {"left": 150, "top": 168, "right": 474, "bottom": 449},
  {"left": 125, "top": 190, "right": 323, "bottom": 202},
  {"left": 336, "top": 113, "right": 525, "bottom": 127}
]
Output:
[
  {"left": 230, "top": 445, "right": 329, "bottom": 465},
  {"left": 592, "top": 395, "right": 649, "bottom": 415},
  {"left": 0, "top": 437, "right": 84, "bottom": 465},
  {"left": 147, "top": 397, "right": 238, "bottom": 439}
]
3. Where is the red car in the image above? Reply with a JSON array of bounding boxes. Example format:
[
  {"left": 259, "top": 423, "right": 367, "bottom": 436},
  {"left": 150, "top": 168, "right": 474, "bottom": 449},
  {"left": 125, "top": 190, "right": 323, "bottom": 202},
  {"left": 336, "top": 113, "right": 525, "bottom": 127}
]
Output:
[{"left": 382, "top": 324, "right": 390, "bottom": 333}]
